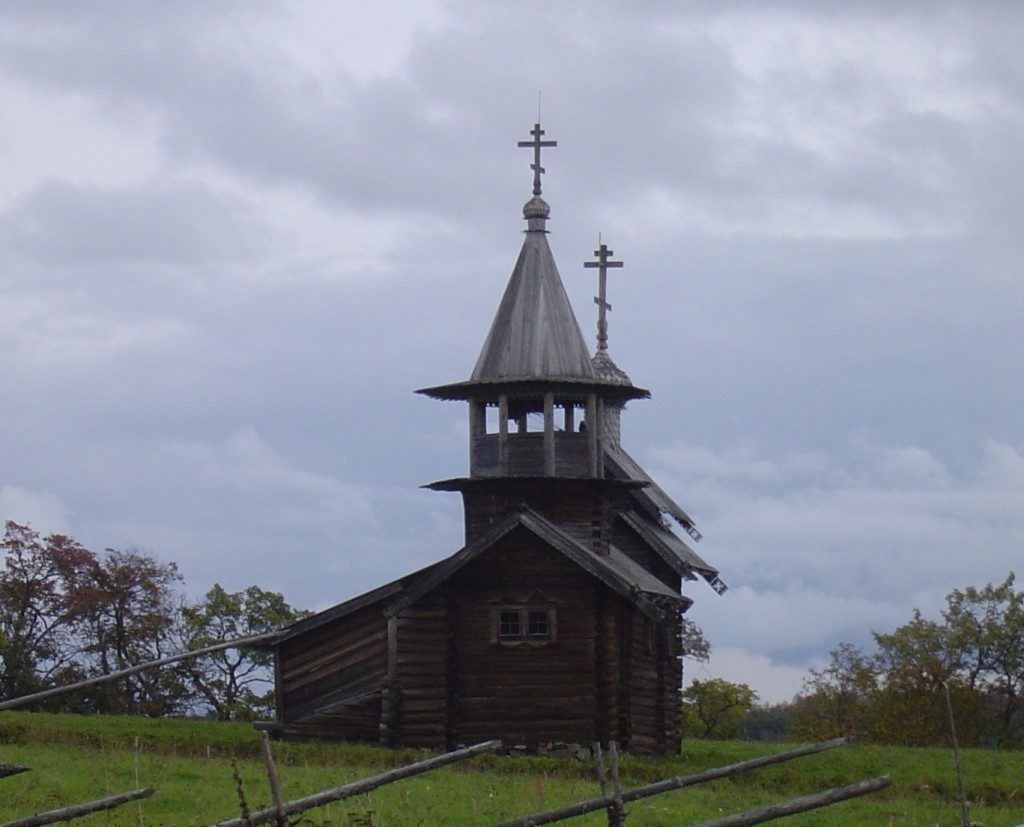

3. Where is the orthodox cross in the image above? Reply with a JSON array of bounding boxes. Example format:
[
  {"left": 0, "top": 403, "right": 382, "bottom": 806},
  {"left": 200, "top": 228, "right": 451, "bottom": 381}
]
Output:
[
  {"left": 518, "top": 122, "right": 557, "bottom": 196},
  {"left": 584, "top": 240, "right": 623, "bottom": 351}
]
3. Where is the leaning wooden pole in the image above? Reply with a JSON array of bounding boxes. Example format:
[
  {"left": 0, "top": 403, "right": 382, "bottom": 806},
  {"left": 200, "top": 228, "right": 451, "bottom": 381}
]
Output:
[
  {"left": 0, "top": 764, "right": 30, "bottom": 780},
  {"left": 258, "top": 732, "right": 288, "bottom": 827},
  {"left": 0, "top": 632, "right": 279, "bottom": 711},
  {"left": 0, "top": 788, "right": 154, "bottom": 827},
  {"left": 942, "top": 681, "right": 971, "bottom": 827},
  {"left": 488, "top": 737, "right": 848, "bottom": 827},
  {"left": 688, "top": 775, "right": 891, "bottom": 826},
  {"left": 206, "top": 739, "right": 502, "bottom": 827}
]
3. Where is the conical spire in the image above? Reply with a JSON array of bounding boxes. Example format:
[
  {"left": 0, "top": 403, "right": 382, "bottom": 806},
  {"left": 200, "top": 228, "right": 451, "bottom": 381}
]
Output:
[
  {"left": 472, "top": 213, "right": 595, "bottom": 381},
  {"left": 470, "top": 123, "right": 595, "bottom": 383}
]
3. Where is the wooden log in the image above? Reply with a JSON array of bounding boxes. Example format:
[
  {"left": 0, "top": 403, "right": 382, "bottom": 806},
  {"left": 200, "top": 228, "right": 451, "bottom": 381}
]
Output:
[
  {"left": 258, "top": 732, "right": 288, "bottom": 827},
  {"left": 206, "top": 739, "right": 502, "bottom": 827},
  {"left": 487, "top": 738, "right": 848, "bottom": 827},
  {"left": 607, "top": 742, "right": 624, "bottom": 827},
  {"left": 943, "top": 681, "right": 970, "bottom": 827},
  {"left": 0, "top": 764, "right": 30, "bottom": 780},
  {"left": 689, "top": 776, "right": 891, "bottom": 826},
  {"left": 0, "top": 632, "right": 278, "bottom": 711},
  {"left": 0, "top": 788, "right": 154, "bottom": 827}
]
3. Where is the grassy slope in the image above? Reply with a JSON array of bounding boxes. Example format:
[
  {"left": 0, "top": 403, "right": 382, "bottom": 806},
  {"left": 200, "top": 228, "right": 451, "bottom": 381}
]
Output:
[{"left": 1, "top": 712, "right": 1022, "bottom": 826}]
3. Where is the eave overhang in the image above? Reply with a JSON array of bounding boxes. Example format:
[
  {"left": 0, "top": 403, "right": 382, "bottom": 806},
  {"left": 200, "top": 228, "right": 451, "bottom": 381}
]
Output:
[
  {"left": 416, "top": 377, "right": 650, "bottom": 403},
  {"left": 423, "top": 475, "right": 647, "bottom": 493}
]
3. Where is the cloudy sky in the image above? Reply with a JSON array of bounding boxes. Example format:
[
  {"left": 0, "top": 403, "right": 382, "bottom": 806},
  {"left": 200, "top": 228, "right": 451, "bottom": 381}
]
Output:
[{"left": 1, "top": 2, "right": 1021, "bottom": 703}]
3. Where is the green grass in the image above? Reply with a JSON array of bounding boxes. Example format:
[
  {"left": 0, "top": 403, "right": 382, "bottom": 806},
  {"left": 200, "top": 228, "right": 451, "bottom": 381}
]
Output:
[{"left": 1, "top": 712, "right": 1022, "bottom": 825}]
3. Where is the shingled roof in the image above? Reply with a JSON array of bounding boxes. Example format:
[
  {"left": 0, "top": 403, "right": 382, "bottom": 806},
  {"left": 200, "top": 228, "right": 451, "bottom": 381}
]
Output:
[{"left": 471, "top": 197, "right": 595, "bottom": 383}]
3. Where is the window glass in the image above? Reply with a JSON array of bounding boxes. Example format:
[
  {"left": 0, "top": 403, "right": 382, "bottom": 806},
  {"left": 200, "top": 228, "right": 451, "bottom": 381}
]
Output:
[
  {"left": 498, "top": 609, "right": 523, "bottom": 639},
  {"left": 493, "top": 605, "right": 555, "bottom": 644},
  {"left": 527, "top": 610, "right": 550, "bottom": 637}
]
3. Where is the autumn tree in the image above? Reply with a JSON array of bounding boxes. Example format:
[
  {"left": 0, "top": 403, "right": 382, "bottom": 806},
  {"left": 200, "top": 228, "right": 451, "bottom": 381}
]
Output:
[
  {"left": 0, "top": 522, "right": 95, "bottom": 700},
  {"left": 792, "top": 642, "right": 881, "bottom": 741},
  {"left": 796, "top": 573, "right": 1024, "bottom": 747},
  {"left": 180, "top": 584, "right": 307, "bottom": 720},
  {"left": 682, "top": 678, "right": 759, "bottom": 739},
  {"left": 942, "top": 573, "right": 1024, "bottom": 746},
  {"left": 76, "top": 549, "right": 187, "bottom": 715}
]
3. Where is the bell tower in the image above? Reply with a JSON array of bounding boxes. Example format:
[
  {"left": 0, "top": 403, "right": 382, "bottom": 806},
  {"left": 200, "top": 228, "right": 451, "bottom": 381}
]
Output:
[{"left": 417, "top": 123, "right": 649, "bottom": 545}]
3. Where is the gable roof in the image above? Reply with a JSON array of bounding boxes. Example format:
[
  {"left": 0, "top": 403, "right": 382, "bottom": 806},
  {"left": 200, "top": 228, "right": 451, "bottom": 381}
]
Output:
[
  {"left": 276, "top": 507, "right": 691, "bottom": 646},
  {"left": 618, "top": 509, "right": 716, "bottom": 580},
  {"left": 471, "top": 225, "right": 595, "bottom": 383},
  {"left": 604, "top": 446, "right": 703, "bottom": 541},
  {"left": 389, "top": 507, "right": 688, "bottom": 619}
]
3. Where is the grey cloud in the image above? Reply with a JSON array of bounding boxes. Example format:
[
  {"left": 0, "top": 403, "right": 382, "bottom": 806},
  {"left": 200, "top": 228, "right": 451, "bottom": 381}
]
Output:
[{"left": 1, "top": 179, "right": 269, "bottom": 267}]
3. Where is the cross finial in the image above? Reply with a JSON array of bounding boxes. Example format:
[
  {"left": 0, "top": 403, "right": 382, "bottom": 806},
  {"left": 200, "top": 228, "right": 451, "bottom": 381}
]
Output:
[
  {"left": 584, "top": 239, "right": 623, "bottom": 351},
  {"left": 518, "top": 122, "right": 557, "bottom": 197}
]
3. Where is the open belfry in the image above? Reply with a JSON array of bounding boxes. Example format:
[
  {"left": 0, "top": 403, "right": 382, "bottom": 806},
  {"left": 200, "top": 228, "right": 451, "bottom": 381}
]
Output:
[{"left": 268, "top": 124, "right": 724, "bottom": 754}]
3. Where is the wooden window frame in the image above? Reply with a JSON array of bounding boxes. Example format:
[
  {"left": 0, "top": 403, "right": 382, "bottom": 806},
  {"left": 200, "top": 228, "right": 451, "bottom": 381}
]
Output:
[{"left": 490, "top": 604, "right": 557, "bottom": 647}]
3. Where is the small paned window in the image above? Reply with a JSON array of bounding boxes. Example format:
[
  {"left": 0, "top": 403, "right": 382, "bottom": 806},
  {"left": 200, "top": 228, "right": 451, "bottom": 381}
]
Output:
[
  {"left": 527, "top": 610, "right": 550, "bottom": 637},
  {"left": 498, "top": 610, "right": 523, "bottom": 639},
  {"left": 492, "top": 605, "right": 556, "bottom": 645}
]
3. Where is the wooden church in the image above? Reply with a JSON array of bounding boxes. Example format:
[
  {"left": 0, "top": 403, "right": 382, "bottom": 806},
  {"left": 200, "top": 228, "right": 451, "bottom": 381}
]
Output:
[{"left": 266, "top": 124, "right": 725, "bottom": 755}]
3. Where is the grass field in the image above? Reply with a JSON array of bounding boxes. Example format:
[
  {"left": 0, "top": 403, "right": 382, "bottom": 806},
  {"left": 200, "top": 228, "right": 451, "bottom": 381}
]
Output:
[{"left": 1, "top": 712, "right": 1022, "bottom": 825}]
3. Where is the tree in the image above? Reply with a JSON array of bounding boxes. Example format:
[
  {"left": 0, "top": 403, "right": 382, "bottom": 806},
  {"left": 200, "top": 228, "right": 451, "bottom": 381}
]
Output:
[
  {"left": 0, "top": 522, "right": 95, "bottom": 701},
  {"left": 180, "top": 584, "right": 307, "bottom": 720},
  {"left": 740, "top": 702, "right": 797, "bottom": 742},
  {"left": 76, "top": 549, "right": 187, "bottom": 715},
  {"left": 942, "top": 573, "right": 1024, "bottom": 746},
  {"left": 796, "top": 573, "right": 1024, "bottom": 747},
  {"left": 682, "top": 678, "right": 759, "bottom": 739},
  {"left": 680, "top": 617, "right": 711, "bottom": 663},
  {"left": 793, "top": 642, "right": 881, "bottom": 741}
]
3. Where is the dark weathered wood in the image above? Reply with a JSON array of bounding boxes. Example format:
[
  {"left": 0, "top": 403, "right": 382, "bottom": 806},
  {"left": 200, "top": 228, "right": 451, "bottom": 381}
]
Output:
[
  {"left": 586, "top": 394, "right": 598, "bottom": 476},
  {"left": 689, "top": 776, "right": 891, "bottom": 826},
  {"left": 207, "top": 740, "right": 501, "bottom": 827},
  {"left": 258, "top": 732, "right": 288, "bottom": 827},
  {"left": 0, "top": 788, "right": 154, "bottom": 827},
  {"left": 543, "top": 393, "right": 556, "bottom": 475},
  {"left": 943, "top": 681, "right": 970, "bottom": 827},
  {"left": 607, "top": 741, "right": 624, "bottom": 827},
  {"left": 487, "top": 738, "right": 848, "bottom": 827},
  {"left": 0, "top": 632, "right": 278, "bottom": 711},
  {"left": 0, "top": 764, "right": 30, "bottom": 780}
]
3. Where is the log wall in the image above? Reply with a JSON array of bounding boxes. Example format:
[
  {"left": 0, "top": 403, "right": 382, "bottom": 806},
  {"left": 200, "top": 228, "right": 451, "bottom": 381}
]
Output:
[
  {"left": 277, "top": 603, "right": 386, "bottom": 739},
  {"left": 394, "top": 589, "right": 451, "bottom": 747},
  {"left": 462, "top": 482, "right": 609, "bottom": 545},
  {"left": 448, "top": 529, "right": 599, "bottom": 746}
]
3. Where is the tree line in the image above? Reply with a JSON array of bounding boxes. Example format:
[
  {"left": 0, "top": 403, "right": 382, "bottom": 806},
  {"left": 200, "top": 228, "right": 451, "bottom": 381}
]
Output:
[
  {"left": 0, "top": 521, "right": 306, "bottom": 719},
  {"left": 682, "top": 573, "right": 1024, "bottom": 749}
]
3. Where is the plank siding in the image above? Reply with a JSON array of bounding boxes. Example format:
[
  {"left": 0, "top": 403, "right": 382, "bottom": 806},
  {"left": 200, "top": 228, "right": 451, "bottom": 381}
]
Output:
[{"left": 277, "top": 603, "right": 385, "bottom": 738}]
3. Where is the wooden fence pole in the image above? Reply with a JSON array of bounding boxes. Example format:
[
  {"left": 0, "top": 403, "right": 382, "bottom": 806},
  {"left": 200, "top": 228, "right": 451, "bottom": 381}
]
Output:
[
  {"left": 593, "top": 743, "right": 609, "bottom": 798},
  {"left": 688, "top": 775, "right": 891, "bottom": 826},
  {"left": 607, "top": 742, "right": 624, "bottom": 827},
  {"left": 0, "top": 632, "right": 279, "bottom": 712},
  {"left": 0, "top": 788, "right": 154, "bottom": 827},
  {"left": 487, "top": 737, "right": 848, "bottom": 827},
  {"left": 206, "top": 739, "right": 502, "bottom": 827},
  {"left": 942, "top": 681, "right": 971, "bottom": 827},
  {"left": 258, "top": 732, "right": 288, "bottom": 827},
  {"left": 0, "top": 764, "right": 30, "bottom": 780}
]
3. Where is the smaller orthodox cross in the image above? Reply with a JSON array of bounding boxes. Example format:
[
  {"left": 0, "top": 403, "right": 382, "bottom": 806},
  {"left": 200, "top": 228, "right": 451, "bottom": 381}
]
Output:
[
  {"left": 584, "top": 240, "right": 623, "bottom": 352},
  {"left": 518, "top": 122, "right": 557, "bottom": 196}
]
